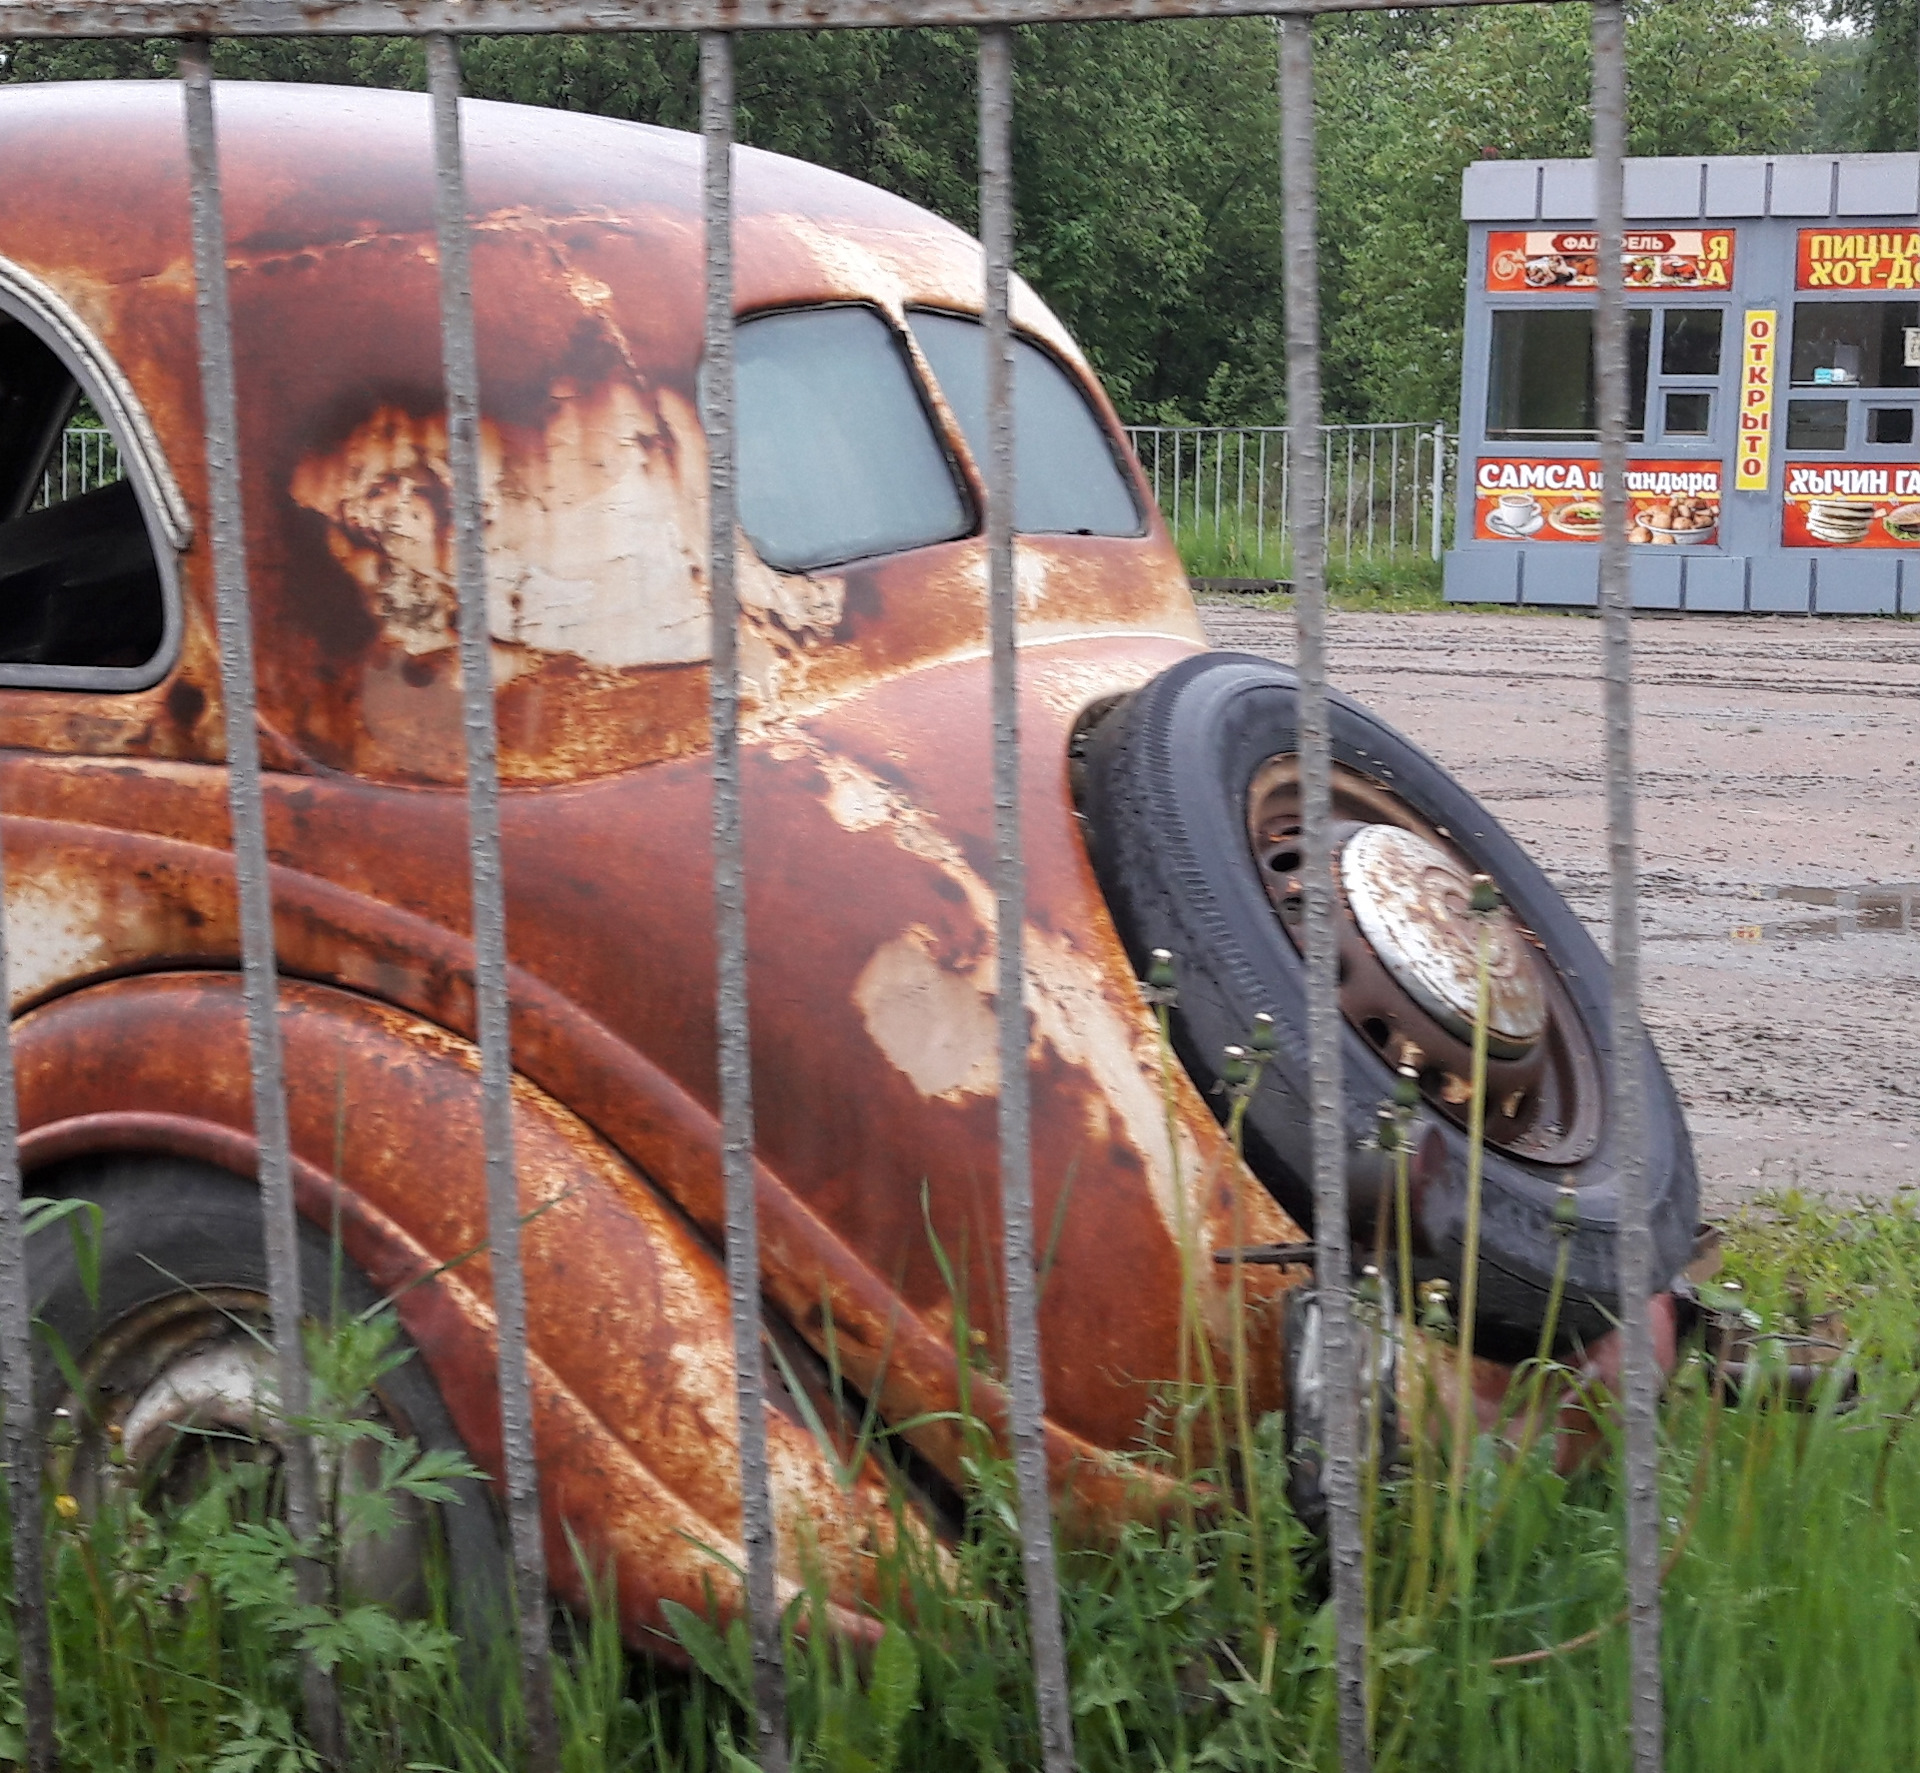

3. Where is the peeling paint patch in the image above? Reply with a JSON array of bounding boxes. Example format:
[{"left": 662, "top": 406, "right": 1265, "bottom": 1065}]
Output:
[
  {"left": 7, "top": 874, "right": 107, "bottom": 1007},
  {"left": 854, "top": 926, "right": 996, "bottom": 1102},
  {"left": 290, "top": 384, "right": 710, "bottom": 670}
]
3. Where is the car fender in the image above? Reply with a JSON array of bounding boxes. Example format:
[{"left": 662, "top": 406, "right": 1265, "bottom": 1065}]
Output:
[{"left": 12, "top": 969, "right": 901, "bottom": 1647}]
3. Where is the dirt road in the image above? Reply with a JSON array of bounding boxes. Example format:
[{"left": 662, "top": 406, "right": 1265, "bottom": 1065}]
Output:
[{"left": 1198, "top": 603, "right": 1920, "bottom": 1212}]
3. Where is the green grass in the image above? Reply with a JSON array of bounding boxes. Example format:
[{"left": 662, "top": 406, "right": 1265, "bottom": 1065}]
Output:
[
  {"left": 10, "top": 1183, "right": 1920, "bottom": 1771},
  {"left": 1169, "top": 513, "right": 1454, "bottom": 613}
]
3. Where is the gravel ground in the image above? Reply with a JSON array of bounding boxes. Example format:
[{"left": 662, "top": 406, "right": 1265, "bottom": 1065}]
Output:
[{"left": 1198, "top": 602, "right": 1920, "bottom": 1214}]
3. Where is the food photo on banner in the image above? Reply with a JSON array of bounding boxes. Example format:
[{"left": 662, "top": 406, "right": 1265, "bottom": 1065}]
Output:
[
  {"left": 1486, "top": 229, "right": 1735, "bottom": 293},
  {"left": 1782, "top": 463, "right": 1920, "bottom": 545},
  {"left": 1473, "top": 457, "right": 1722, "bottom": 544}
]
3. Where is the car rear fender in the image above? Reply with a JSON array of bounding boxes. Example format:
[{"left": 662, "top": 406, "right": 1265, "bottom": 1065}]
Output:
[{"left": 11, "top": 968, "right": 901, "bottom": 1648}]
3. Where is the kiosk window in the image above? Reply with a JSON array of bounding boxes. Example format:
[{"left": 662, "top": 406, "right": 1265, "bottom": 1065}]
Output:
[
  {"left": 1786, "top": 398, "right": 1848, "bottom": 451},
  {"left": 1790, "top": 302, "right": 1920, "bottom": 388},
  {"left": 1664, "top": 391, "right": 1712, "bottom": 436},
  {"left": 1487, "top": 309, "right": 1650, "bottom": 440},
  {"left": 1869, "top": 407, "right": 1915, "bottom": 445},
  {"left": 1661, "top": 310, "right": 1722, "bottom": 377}
]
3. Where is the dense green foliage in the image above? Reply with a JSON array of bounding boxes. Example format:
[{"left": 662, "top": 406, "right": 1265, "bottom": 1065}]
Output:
[{"left": 0, "top": 6, "right": 1897, "bottom": 424}]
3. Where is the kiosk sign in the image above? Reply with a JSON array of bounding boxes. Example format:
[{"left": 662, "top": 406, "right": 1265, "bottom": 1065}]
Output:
[
  {"left": 1487, "top": 229, "right": 1734, "bottom": 292},
  {"left": 1474, "top": 458, "right": 1722, "bottom": 543},
  {"left": 1796, "top": 230, "right": 1920, "bottom": 290},
  {"left": 1782, "top": 464, "right": 1920, "bottom": 546},
  {"left": 1736, "top": 310, "right": 1776, "bottom": 492}
]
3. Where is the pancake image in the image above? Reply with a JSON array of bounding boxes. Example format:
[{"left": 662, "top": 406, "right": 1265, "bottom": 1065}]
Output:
[{"left": 1807, "top": 498, "right": 1878, "bottom": 544}]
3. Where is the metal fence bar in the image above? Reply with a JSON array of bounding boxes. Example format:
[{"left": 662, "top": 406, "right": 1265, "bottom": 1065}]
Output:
[
  {"left": 1386, "top": 425, "right": 1397, "bottom": 559},
  {"left": 425, "top": 36, "right": 561, "bottom": 1770},
  {"left": 0, "top": 0, "right": 1619, "bottom": 38},
  {"left": 1343, "top": 428, "right": 1355, "bottom": 567},
  {"left": 1128, "top": 423, "right": 1448, "bottom": 567},
  {"left": 1278, "top": 15, "right": 1369, "bottom": 1771},
  {"left": 1256, "top": 429, "right": 1267, "bottom": 561},
  {"left": 700, "top": 30, "right": 791, "bottom": 1772},
  {"left": 0, "top": 798, "right": 47, "bottom": 1766},
  {"left": 1213, "top": 427, "right": 1224, "bottom": 540},
  {"left": 1365, "top": 427, "right": 1376, "bottom": 556},
  {"left": 179, "top": 40, "right": 341, "bottom": 1761},
  {"left": 980, "top": 26, "right": 1075, "bottom": 1773},
  {"left": 709, "top": 27, "right": 779, "bottom": 1757},
  {"left": 1592, "top": 4, "right": 1661, "bottom": 1767},
  {"left": 1430, "top": 420, "right": 1445, "bottom": 561}
]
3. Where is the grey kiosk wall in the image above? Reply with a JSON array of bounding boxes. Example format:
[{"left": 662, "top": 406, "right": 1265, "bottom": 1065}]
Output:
[{"left": 1445, "top": 153, "right": 1920, "bottom": 614}]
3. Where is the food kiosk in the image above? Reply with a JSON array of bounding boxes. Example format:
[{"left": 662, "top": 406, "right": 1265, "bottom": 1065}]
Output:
[{"left": 1445, "top": 152, "right": 1920, "bottom": 611}]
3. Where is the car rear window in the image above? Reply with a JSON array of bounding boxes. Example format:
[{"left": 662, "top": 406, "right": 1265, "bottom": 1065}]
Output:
[
  {"left": 735, "top": 305, "right": 971, "bottom": 573},
  {"left": 0, "top": 316, "right": 165, "bottom": 680},
  {"left": 908, "top": 311, "right": 1142, "bottom": 537}
]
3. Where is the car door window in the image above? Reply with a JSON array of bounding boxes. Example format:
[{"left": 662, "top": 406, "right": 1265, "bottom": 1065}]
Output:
[
  {"left": 908, "top": 311, "right": 1142, "bottom": 537},
  {"left": 735, "top": 305, "right": 972, "bottom": 573},
  {"left": 0, "top": 314, "right": 166, "bottom": 678}
]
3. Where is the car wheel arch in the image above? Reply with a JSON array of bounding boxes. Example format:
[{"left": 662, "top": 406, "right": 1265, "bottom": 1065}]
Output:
[{"left": 11, "top": 968, "right": 899, "bottom": 1648}]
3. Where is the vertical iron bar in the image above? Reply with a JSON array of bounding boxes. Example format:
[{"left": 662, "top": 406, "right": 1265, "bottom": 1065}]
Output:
[
  {"left": 1281, "top": 430, "right": 1290, "bottom": 561},
  {"left": 1257, "top": 429, "right": 1267, "bottom": 564},
  {"left": 980, "top": 28, "right": 1075, "bottom": 1773},
  {"left": 1278, "top": 18, "right": 1369, "bottom": 1770},
  {"left": 1365, "top": 428, "right": 1376, "bottom": 556},
  {"left": 1214, "top": 427, "right": 1224, "bottom": 540},
  {"left": 1344, "top": 429, "right": 1355, "bottom": 567},
  {"left": 699, "top": 32, "right": 790, "bottom": 1773},
  {"left": 425, "top": 37, "right": 561, "bottom": 1772},
  {"left": 181, "top": 41, "right": 341, "bottom": 1762},
  {"left": 1430, "top": 421, "right": 1445, "bottom": 562},
  {"left": 1237, "top": 430, "right": 1246, "bottom": 560},
  {"left": 1593, "top": 7, "right": 1661, "bottom": 1768},
  {"left": 0, "top": 764, "right": 47, "bottom": 1773},
  {"left": 1322, "top": 430, "right": 1333, "bottom": 557},
  {"left": 1388, "top": 426, "right": 1399, "bottom": 558},
  {"left": 1159, "top": 430, "right": 1175, "bottom": 549}
]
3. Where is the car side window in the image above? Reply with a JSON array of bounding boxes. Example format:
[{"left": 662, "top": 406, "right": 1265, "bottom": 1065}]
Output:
[
  {"left": 735, "top": 305, "right": 972, "bottom": 573},
  {"left": 907, "top": 311, "right": 1143, "bottom": 538},
  {"left": 0, "top": 314, "right": 166, "bottom": 679}
]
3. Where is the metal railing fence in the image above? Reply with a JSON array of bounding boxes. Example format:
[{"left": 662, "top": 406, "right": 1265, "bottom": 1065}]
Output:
[
  {"left": 0, "top": 7, "right": 1659, "bottom": 1773},
  {"left": 36, "top": 425, "right": 122, "bottom": 509},
  {"left": 1125, "top": 421, "right": 1455, "bottom": 573}
]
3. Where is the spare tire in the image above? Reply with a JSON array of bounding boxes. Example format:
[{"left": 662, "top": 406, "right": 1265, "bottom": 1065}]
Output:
[{"left": 1080, "top": 651, "right": 1697, "bottom": 1351}]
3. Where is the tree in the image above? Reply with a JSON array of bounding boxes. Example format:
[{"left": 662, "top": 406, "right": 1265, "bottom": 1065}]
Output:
[
  {"left": 1316, "top": 1, "right": 1823, "bottom": 423},
  {"left": 0, "top": 8, "right": 1836, "bottom": 424}
]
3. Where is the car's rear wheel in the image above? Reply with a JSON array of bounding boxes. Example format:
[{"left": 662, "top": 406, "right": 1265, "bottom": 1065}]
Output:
[
  {"left": 1080, "top": 651, "right": 1698, "bottom": 1351},
  {"left": 27, "top": 1154, "right": 508, "bottom": 1628}
]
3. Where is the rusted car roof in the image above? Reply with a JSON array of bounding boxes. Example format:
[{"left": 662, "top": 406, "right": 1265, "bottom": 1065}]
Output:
[{"left": 0, "top": 79, "right": 1203, "bottom": 779}]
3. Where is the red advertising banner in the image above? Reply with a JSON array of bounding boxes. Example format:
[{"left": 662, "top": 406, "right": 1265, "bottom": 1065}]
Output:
[
  {"left": 1796, "top": 229, "right": 1920, "bottom": 291},
  {"left": 1782, "top": 463, "right": 1920, "bottom": 547},
  {"left": 1474, "top": 458, "right": 1722, "bottom": 544},
  {"left": 1486, "top": 229, "right": 1735, "bottom": 293}
]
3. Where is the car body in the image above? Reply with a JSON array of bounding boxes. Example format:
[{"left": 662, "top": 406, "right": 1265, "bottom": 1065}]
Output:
[{"left": 0, "top": 80, "right": 1315, "bottom": 1645}]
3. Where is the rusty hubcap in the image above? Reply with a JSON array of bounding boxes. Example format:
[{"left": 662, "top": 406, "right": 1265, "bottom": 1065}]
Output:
[
  {"left": 51, "top": 1290, "right": 433, "bottom": 1611},
  {"left": 1248, "top": 757, "right": 1601, "bottom": 1165},
  {"left": 1341, "top": 824, "right": 1547, "bottom": 1060}
]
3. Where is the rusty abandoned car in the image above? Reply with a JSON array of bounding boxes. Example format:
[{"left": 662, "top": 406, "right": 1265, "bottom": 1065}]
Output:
[{"left": 0, "top": 79, "right": 1695, "bottom": 1644}]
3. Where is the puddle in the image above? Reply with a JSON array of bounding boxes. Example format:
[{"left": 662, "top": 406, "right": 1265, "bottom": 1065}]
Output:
[
  {"left": 1738, "top": 884, "right": 1920, "bottom": 941},
  {"left": 1655, "top": 883, "right": 1920, "bottom": 944}
]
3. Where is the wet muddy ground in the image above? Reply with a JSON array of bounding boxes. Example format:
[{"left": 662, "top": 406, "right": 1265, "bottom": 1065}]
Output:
[{"left": 1199, "top": 602, "right": 1920, "bottom": 1213}]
